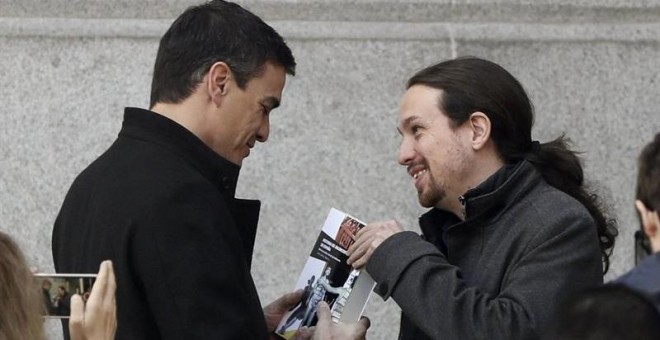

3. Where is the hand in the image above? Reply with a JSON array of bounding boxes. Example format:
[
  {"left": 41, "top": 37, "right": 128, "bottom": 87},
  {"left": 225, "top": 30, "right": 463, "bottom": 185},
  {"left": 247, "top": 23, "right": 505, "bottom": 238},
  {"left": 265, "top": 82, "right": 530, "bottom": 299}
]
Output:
[
  {"left": 70, "top": 260, "right": 117, "bottom": 340},
  {"left": 309, "top": 301, "right": 370, "bottom": 340},
  {"left": 347, "top": 220, "right": 404, "bottom": 269},
  {"left": 264, "top": 290, "right": 304, "bottom": 336}
]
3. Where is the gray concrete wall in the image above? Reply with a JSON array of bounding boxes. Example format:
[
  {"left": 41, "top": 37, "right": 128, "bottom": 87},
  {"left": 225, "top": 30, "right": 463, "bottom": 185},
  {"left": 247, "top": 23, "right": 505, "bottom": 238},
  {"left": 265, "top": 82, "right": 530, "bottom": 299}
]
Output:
[{"left": 1, "top": 0, "right": 659, "bottom": 338}]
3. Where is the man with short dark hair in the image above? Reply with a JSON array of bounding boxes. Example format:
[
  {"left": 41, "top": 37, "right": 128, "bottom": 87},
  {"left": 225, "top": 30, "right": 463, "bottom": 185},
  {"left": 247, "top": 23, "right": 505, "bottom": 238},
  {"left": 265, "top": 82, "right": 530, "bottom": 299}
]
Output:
[
  {"left": 52, "top": 1, "right": 322, "bottom": 339},
  {"left": 347, "top": 57, "right": 617, "bottom": 339},
  {"left": 544, "top": 284, "right": 660, "bottom": 340},
  {"left": 616, "top": 132, "right": 660, "bottom": 308}
]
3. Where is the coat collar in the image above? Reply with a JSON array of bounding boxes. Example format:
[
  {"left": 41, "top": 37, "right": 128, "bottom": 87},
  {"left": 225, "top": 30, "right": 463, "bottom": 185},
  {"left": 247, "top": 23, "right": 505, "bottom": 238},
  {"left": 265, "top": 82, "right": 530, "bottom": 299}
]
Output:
[
  {"left": 119, "top": 107, "right": 240, "bottom": 198},
  {"left": 119, "top": 107, "right": 262, "bottom": 265},
  {"left": 420, "top": 160, "right": 542, "bottom": 239}
]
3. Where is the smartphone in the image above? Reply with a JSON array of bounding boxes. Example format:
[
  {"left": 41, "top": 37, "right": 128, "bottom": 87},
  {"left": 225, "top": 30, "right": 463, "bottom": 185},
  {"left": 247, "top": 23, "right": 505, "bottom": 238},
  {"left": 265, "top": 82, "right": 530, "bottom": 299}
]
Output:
[{"left": 34, "top": 273, "right": 97, "bottom": 319}]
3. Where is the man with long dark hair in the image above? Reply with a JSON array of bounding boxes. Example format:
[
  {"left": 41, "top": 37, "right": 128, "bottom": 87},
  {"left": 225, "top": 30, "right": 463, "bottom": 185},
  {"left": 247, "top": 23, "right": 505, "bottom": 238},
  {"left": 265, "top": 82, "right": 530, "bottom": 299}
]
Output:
[{"left": 347, "top": 56, "right": 617, "bottom": 339}]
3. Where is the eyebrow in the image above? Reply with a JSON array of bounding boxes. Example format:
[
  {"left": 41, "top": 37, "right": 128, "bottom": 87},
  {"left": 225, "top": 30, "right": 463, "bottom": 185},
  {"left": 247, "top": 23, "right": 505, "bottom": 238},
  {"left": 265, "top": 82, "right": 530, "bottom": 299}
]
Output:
[
  {"left": 262, "top": 96, "right": 280, "bottom": 110},
  {"left": 397, "top": 115, "right": 421, "bottom": 134}
]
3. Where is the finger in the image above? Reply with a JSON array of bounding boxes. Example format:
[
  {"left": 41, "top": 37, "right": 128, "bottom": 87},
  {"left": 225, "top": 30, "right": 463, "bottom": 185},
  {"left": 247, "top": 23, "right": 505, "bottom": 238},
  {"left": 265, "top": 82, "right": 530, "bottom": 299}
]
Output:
[
  {"left": 347, "top": 243, "right": 363, "bottom": 265},
  {"left": 347, "top": 243, "right": 366, "bottom": 266},
  {"left": 89, "top": 261, "right": 109, "bottom": 306},
  {"left": 292, "top": 326, "right": 315, "bottom": 340},
  {"left": 104, "top": 261, "right": 117, "bottom": 306},
  {"left": 104, "top": 262, "right": 117, "bottom": 335},
  {"left": 350, "top": 224, "right": 378, "bottom": 252},
  {"left": 348, "top": 230, "right": 375, "bottom": 262},
  {"left": 353, "top": 224, "right": 369, "bottom": 239},
  {"left": 348, "top": 238, "right": 374, "bottom": 267},
  {"left": 358, "top": 315, "right": 371, "bottom": 330},
  {"left": 347, "top": 231, "right": 366, "bottom": 257},
  {"left": 69, "top": 294, "right": 85, "bottom": 340},
  {"left": 85, "top": 260, "right": 111, "bottom": 321},
  {"left": 280, "top": 289, "right": 304, "bottom": 307},
  {"left": 265, "top": 289, "right": 303, "bottom": 314},
  {"left": 314, "top": 301, "right": 331, "bottom": 335},
  {"left": 351, "top": 248, "right": 371, "bottom": 269}
]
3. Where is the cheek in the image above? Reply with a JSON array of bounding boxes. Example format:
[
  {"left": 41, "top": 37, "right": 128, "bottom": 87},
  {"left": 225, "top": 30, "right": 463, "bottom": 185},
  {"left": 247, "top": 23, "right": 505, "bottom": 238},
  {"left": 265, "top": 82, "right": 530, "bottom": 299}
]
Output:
[{"left": 415, "top": 133, "right": 442, "bottom": 159}]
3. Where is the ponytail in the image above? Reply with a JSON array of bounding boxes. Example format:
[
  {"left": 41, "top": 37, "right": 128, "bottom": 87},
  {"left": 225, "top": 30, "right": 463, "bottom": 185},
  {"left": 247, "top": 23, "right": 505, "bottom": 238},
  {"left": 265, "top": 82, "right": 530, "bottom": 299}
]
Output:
[{"left": 526, "top": 135, "right": 618, "bottom": 273}]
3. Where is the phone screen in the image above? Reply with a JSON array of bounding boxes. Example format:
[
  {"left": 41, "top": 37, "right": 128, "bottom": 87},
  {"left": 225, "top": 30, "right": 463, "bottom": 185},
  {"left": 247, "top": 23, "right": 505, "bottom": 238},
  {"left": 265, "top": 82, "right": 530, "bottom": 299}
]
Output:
[{"left": 34, "top": 273, "right": 97, "bottom": 319}]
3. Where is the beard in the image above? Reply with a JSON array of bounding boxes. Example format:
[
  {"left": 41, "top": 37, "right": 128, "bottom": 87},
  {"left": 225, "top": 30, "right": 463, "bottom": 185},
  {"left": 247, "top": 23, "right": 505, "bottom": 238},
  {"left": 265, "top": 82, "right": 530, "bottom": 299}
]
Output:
[{"left": 417, "top": 170, "right": 446, "bottom": 208}]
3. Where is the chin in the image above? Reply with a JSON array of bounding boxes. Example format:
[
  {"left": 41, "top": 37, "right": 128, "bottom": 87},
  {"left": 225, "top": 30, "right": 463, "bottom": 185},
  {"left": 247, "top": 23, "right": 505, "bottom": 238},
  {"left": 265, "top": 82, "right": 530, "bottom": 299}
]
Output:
[
  {"left": 417, "top": 195, "right": 436, "bottom": 208},
  {"left": 418, "top": 190, "right": 444, "bottom": 209}
]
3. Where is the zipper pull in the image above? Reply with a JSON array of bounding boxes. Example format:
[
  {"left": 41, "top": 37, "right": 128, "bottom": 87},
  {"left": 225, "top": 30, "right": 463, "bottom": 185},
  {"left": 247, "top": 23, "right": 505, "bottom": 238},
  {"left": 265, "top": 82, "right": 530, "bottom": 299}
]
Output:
[{"left": 458, "top": 195, "right": 467, "bottom": 219}]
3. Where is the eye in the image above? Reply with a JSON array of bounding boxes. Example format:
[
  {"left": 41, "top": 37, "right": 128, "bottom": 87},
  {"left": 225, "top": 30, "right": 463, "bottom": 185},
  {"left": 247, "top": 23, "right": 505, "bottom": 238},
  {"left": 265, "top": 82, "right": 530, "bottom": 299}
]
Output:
[
  {"left": 260, "top": 104, "right": 269, "bottom": 116},
  {"left": 411, "top": 125, "right": 422, "bottom": 136}
]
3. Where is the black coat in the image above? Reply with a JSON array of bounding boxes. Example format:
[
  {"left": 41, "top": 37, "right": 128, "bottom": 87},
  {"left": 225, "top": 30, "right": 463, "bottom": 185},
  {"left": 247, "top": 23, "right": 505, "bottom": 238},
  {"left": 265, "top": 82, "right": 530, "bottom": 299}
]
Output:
[{"left": 52, "top": 108, "right": 268, "bottom": 339}]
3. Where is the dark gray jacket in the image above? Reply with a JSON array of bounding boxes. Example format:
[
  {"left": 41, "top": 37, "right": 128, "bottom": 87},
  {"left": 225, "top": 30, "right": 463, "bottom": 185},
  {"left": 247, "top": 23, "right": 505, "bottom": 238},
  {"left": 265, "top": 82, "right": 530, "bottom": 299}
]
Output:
[
  {"left": 615, "top": 252, "right": 660, "bottom": 309},
  {"left": 367, "top": 161, "right": 603, "bottom": 340}
]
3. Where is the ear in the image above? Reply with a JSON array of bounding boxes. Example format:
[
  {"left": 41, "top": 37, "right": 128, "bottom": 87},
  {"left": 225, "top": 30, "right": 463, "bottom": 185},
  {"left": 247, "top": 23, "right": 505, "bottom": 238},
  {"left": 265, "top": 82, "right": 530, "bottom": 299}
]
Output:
[
  {"left": 636, "top": 200, "right": 658, "bottom": 239},
  {"left": 467, "top": 111, "right": 491, "bottom": 151},
  {"left": 206, "top": 61, "right": 232, "bottom": 107}
]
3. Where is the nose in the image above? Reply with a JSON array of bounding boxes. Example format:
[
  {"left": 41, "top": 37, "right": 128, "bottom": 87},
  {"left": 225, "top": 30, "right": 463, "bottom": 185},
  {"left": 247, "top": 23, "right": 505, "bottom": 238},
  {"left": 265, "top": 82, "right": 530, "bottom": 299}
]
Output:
[
  {"left": 256, "top": 115, "right": 270, "bottom": 142},
  {"left": 398, "top": 137, "right": 414, "bottom": 166}
]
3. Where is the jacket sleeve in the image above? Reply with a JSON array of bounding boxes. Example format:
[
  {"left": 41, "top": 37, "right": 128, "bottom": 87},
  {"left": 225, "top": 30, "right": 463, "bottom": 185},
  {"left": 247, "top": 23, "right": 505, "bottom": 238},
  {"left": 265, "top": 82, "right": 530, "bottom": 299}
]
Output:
[
  {"left": 130, "top": 181, "right": 266, "bottom": 339},
  {"left": 366, "top": 212, "right": 602, "bottom": 340}
]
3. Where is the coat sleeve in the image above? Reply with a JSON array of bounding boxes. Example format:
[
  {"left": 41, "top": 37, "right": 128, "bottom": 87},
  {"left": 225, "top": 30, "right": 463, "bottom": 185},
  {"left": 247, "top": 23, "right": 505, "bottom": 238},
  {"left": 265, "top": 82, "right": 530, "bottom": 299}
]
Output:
[
  {"left": 130, "top": 181, "right": 267, "bottom": 339},
  {"left": 366, "top": 211, "right": 602, "bottom": 340}
]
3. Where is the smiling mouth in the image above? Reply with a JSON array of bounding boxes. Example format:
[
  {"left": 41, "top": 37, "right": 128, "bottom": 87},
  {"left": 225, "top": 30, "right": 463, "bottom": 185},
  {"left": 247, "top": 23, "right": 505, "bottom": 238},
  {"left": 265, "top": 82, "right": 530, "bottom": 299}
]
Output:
[{"left": 412, "top": 169, "right": 427, "bottom": 180}]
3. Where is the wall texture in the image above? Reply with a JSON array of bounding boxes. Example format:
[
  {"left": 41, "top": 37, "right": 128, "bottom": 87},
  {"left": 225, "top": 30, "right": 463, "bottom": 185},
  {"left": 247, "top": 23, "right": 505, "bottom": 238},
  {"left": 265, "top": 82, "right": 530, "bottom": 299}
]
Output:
[{"left": 1, "top": 0, "right": 659, "bottom": 338}]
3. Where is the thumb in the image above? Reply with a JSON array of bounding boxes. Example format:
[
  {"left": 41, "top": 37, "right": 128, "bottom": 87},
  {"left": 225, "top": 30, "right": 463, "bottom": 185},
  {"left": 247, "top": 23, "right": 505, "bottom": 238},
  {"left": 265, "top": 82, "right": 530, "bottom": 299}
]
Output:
[
  {"left": 316, "top": 301, "right": 332, "bottom": 328},
  {"left": 358, "top": 315, "right": 371, "bottom": 330},
  {"left": 314, "top": 301, "right": 332, "bottom": 335},
  {"left": 69, "top": 294, "right": 84, "bottom": 340},
  {"left": 316, "top": 301, "right": 331, "bottom": 319}
]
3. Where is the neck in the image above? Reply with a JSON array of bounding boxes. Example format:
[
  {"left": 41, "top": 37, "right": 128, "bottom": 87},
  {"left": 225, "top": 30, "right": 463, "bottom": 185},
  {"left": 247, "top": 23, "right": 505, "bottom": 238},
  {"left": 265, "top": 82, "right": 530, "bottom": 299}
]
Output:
[
  {"left": 443, "top": 151, "right": 505, "bottom": 220},
  {"left": 151, "top": 96, "right": 208, "bottom": 141},
  {"left": 652, "top": 238, "right": 660, "bottom": 254}
]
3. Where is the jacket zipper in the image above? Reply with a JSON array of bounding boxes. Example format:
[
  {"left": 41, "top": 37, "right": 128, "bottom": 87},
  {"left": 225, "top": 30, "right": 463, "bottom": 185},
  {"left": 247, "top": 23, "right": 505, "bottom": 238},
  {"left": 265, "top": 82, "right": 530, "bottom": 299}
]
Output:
[{"left": 458, "top": 195, "right": 467, "bottom": 219}]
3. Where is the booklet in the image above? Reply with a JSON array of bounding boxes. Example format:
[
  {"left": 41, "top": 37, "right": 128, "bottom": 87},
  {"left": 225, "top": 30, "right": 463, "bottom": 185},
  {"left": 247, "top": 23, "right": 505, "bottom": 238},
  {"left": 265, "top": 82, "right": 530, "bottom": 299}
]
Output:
[{"left": 275, "top": 208, "right": 376, "bottom": 339}]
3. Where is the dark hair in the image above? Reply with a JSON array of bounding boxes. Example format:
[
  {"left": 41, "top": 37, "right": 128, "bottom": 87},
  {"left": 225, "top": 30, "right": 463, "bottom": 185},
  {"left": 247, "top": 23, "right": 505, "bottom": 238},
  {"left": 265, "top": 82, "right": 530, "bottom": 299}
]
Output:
[
  {"left": 407, "top": 56, "right": 617, "bottom": 273},
  {"left": 637, "top": 133, "right": 660, "bottom": 212},
  {"left": 544, "top": 284, "right": 660, "bottom": 340},
  {"left": 150, "top": 0, "right": 296, "bottom": 108}
]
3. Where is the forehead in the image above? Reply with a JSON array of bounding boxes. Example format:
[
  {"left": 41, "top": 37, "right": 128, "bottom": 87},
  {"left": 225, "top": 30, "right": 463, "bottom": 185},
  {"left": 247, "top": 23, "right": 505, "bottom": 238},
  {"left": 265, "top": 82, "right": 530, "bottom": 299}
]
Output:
[{"left": 398, "top": 85, "right": 444, "bottom": 126}]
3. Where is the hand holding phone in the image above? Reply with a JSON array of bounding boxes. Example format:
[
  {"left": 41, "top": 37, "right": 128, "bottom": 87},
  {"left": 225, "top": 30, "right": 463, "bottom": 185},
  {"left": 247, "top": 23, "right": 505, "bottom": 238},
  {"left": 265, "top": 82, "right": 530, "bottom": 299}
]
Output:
[
  {"left": 69, "top": 260, "right": 117, "bottom": 340},
  {"left": 34, "top": 260, "right": 116, "bottom": 340}
]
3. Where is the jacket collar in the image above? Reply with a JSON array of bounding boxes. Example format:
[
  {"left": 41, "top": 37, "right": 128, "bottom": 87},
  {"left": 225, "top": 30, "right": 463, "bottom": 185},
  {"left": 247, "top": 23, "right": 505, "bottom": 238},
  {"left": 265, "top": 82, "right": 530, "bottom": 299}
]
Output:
[
  {"left": 119, "top": 107, "right": 240, "bottom": 198},
  {"left": 420, "top": 160, "right": 542, "bottom": 239},
  {"left": 119, "top": 107, "right": 262, "bottom": 265}
]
